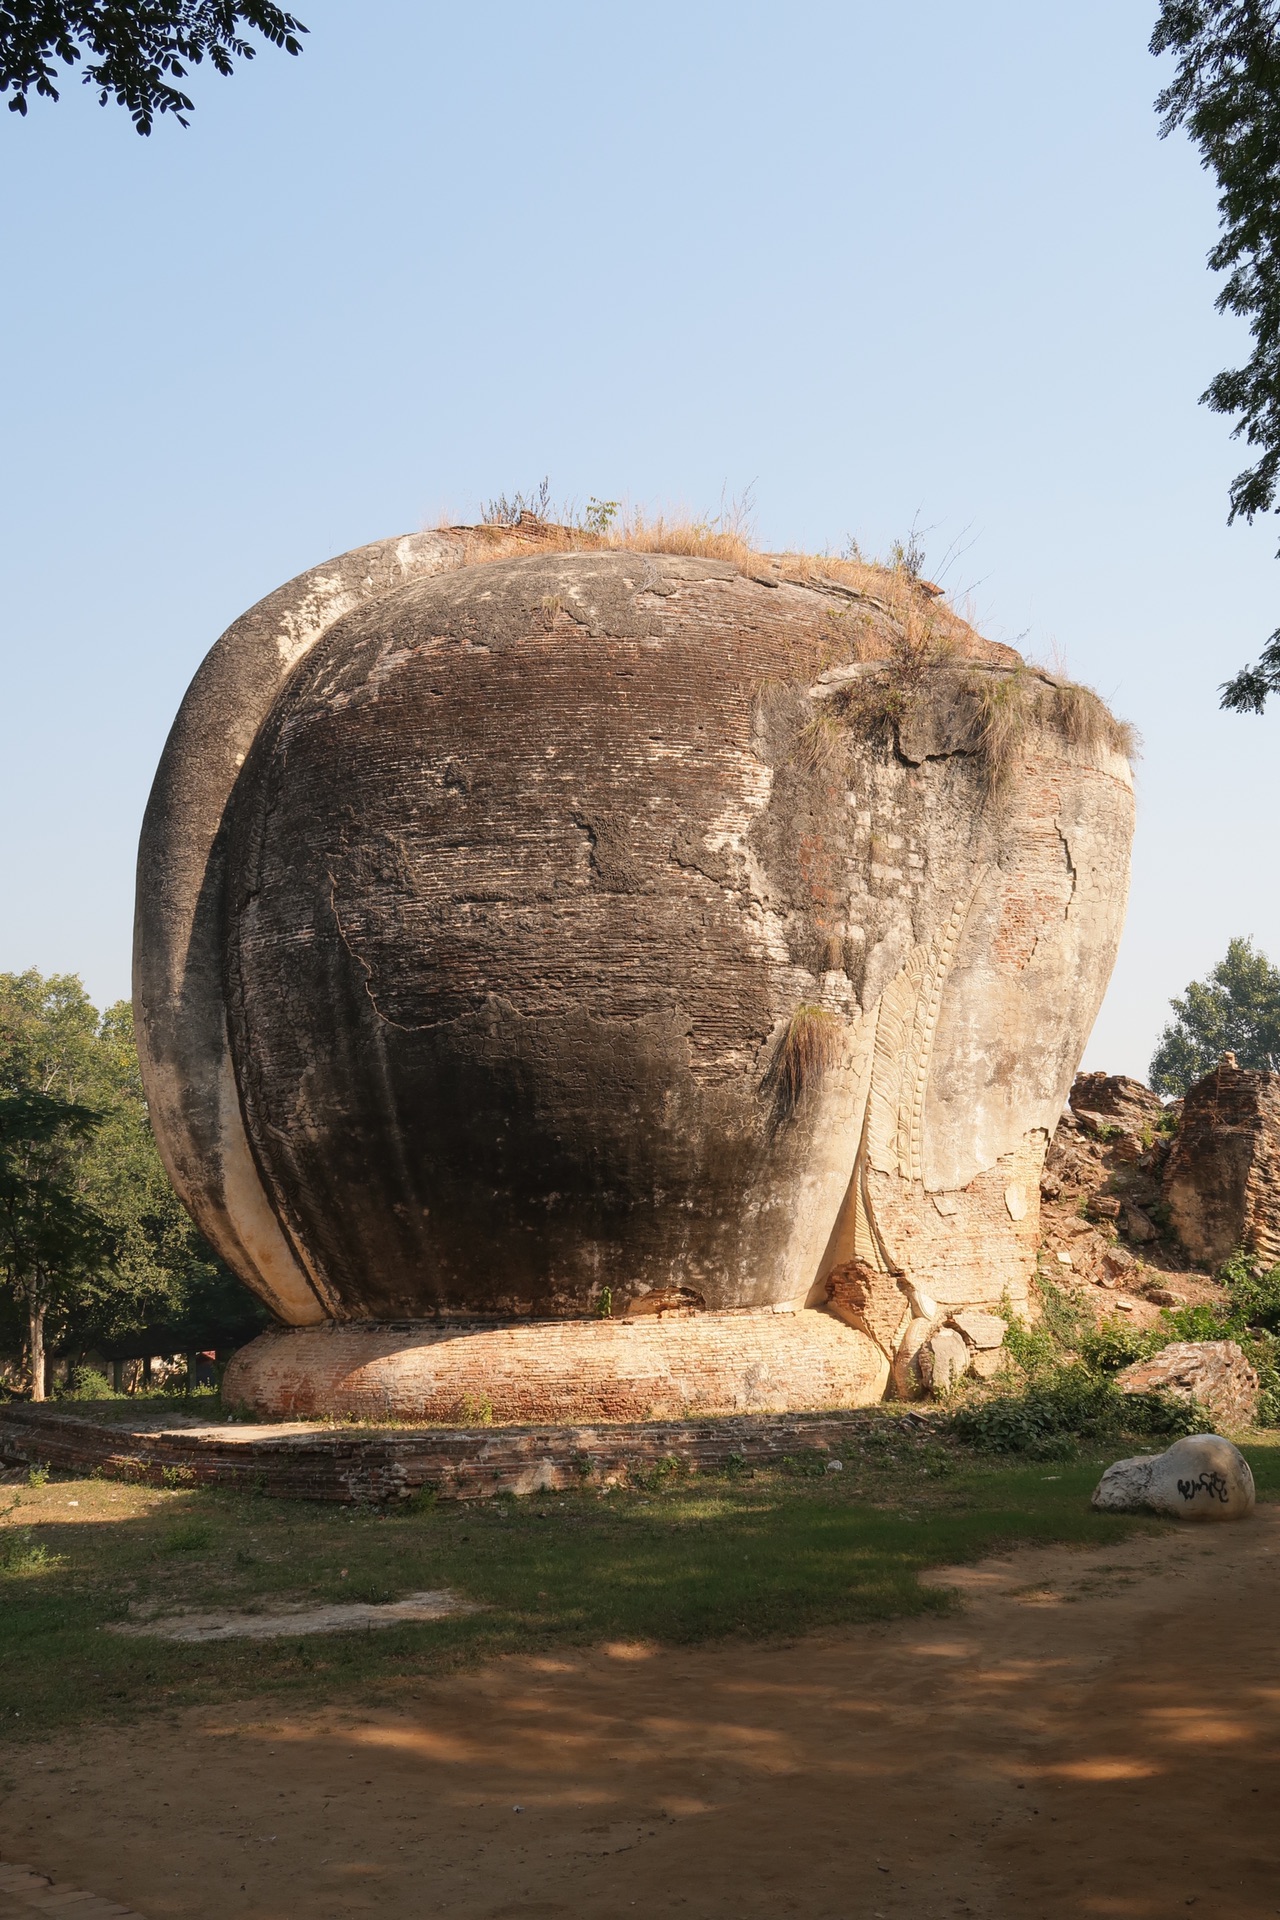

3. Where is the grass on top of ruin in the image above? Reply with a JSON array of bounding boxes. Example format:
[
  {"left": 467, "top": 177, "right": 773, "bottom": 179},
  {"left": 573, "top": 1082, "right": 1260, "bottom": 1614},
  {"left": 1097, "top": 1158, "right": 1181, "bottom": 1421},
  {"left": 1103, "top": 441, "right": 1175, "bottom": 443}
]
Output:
[{"left": 3, "top": 1428, "right": 1279, "bottom": 1747}]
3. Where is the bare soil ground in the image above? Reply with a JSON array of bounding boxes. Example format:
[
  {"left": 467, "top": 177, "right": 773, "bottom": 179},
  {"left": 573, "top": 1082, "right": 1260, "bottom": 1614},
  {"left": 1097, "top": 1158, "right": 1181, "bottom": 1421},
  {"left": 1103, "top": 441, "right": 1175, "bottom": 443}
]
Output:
[{"left": 3, "top": 1508, "right": 1277, "bottom": 1920}]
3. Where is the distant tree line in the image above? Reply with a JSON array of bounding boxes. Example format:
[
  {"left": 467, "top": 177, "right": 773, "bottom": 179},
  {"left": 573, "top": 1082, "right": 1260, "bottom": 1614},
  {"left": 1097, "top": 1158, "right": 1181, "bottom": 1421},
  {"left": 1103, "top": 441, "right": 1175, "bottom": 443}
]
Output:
[
  {"left": 0, "top": 970, "right": 266, "bottom": 1399},
  {"left": 1150, "top": 935, "right": 1280, "bottom": 1093}
]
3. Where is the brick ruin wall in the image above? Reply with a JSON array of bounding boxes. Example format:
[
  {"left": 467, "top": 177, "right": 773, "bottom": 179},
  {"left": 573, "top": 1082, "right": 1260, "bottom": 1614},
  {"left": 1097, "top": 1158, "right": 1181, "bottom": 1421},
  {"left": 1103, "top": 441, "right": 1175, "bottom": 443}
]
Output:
[
  {"left": 221, "top": 1309, "right": 888, "bottom": 1425},
  {"left": 0, "top": 1403, "right": 930, "bottom": 1506}
]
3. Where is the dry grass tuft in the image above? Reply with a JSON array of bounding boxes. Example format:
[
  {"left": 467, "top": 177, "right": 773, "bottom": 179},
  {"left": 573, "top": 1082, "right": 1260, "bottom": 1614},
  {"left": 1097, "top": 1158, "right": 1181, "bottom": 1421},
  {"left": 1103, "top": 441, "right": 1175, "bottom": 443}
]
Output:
[
  {"left": 816, "top": 602, "right": 957, "bottom": 745},
  {"left": 441, "top": 501, "right": 1137, "bottom": 777},
  {"left": 973, "top": 667, "right": 1035, "bottom": 789},
  {"left": 603, "top": 506, "right": 758, "bottom": 568},
  {"left": 764, "top": 1004, "right": 844, "bottom": 1115},
  {"left": 794, "top": 709, "right": 851, "bottom": 775},
  {"left": 443, "top": 502, "right": 955, "bottom": 638},
  {"left": 1044, "top": 678, "right": 1140, "bottom": 762},
  {"left": 970, "top": 669, "right": 1138, "bottom": 789}
]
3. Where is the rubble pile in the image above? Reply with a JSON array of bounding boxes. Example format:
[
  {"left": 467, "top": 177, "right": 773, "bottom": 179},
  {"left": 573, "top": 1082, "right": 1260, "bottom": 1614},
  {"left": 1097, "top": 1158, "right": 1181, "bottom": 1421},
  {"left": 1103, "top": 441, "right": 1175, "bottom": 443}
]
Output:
[{"left": 1037, "top": 1072, "right": 1217, "bottom": 1328}]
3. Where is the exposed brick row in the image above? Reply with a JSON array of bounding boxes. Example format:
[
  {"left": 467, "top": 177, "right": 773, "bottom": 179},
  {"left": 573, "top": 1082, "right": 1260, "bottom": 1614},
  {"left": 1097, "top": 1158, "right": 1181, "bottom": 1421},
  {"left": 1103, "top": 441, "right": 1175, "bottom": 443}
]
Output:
[{"left": 0, "top": 1403, "right": 925, "bottom": 1505}]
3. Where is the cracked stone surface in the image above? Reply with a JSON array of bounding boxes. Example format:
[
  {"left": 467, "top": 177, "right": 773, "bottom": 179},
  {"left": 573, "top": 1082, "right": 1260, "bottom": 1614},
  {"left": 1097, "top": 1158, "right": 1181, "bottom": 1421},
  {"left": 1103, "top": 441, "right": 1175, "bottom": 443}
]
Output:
[{"left": 136, "top": 529, "right": 1133, "bottom": 1416}]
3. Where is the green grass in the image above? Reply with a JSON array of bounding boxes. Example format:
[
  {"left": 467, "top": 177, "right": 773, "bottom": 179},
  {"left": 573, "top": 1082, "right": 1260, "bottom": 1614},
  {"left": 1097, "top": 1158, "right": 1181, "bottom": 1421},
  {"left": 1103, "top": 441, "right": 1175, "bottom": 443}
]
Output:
[
  {"left": 37, "top": 1388, "right": 226, "bottom": 1424},
  {"left": 3, "top": 1429, "right": 1276, "bottom": 1743}
]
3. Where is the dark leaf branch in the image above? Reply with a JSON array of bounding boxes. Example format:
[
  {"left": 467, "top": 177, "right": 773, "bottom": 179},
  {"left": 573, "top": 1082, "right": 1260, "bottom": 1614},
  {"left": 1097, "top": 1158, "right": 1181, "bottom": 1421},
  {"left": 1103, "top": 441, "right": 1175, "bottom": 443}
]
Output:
[
  {"left": 0, "top": 2, "right": 307, "bottom": 133},
  {"left": 1152, "top": 1, "right": 1280, "bottom": 709}
]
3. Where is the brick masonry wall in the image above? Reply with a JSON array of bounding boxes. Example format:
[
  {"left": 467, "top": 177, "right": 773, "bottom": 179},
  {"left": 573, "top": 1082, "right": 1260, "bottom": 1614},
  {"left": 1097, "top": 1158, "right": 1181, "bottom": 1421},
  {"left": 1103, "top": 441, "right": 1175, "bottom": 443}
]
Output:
[
  {"left": 1164, "top": 1061, "right": 1280, "bottom": 1268},
  {"left": 0, "top": 1402, "right": 931, "bottom": 1505},
  {"left": 220, "top": 1308, "right": 889, "bottom": 1425}
]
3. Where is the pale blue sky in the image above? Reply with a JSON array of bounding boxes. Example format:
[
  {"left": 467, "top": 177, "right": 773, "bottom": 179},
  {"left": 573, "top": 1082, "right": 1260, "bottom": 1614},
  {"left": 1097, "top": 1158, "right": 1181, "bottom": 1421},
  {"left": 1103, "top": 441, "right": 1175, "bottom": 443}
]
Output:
[{"left": 2, "top": 0, "right": 1276, "bottom": 1078}]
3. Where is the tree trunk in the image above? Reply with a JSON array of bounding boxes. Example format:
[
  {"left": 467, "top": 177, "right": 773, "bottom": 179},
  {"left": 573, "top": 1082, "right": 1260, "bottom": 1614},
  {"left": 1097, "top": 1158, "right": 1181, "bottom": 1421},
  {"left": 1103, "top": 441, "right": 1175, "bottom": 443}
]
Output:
[{"left": 28, "top": 1298, "right": 45, "bottom": 1403}]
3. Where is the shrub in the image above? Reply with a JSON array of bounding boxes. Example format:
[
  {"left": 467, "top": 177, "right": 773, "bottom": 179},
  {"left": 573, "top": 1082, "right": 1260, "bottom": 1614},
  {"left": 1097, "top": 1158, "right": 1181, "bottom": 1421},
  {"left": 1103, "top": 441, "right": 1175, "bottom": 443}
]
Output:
[
  {"left": 159, "top": 1519, "right": 213, "bottom": 1553},
  {"left": 1248, "top": 1331, "right": 1280, "bottom": 1426},
  {"left": 952, "top": 1279, "right": 1215, "bottom": 1456},
  {"left": 1163, "top": 1301, "right": 1228, "bottom": 1342},
  {"left": 1141, "top": 1254, "right": 1280, "bottom": 1427},
  {"left": 59, "top": 1366, "right": 114, "bottom": 1400},
  {"left": 1078, "top": 1319, "right": 1163, "bottom": 1375},
  {"left": 950, "top": 1365, "right": 1204, "bottom": 1459},
  {"left": 0, "top": 1529, "right": 53, "bottom": 1574},
  {"left": 1001, "top": 1277, "right": 1085, "bottom": 1373},
  {"left": 1218, "top": 1248, "right": 1280, "bottom": 1334}
]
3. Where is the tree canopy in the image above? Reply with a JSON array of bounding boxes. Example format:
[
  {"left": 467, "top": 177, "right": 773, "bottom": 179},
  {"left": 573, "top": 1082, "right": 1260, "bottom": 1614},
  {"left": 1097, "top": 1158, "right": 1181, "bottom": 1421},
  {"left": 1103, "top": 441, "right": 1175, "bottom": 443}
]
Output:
[
  {"left": 0, "top": 970, "right": 266, "bottom": 1396},
  {"left": 1152, "top": 2, "right": 1280, "bottom": 712},
  {"left": 0, "top": 1, "right": 306, "bottom": 134},
  {"left": 1149, "top": 935, "right": 1280, "bottom": 1093}
]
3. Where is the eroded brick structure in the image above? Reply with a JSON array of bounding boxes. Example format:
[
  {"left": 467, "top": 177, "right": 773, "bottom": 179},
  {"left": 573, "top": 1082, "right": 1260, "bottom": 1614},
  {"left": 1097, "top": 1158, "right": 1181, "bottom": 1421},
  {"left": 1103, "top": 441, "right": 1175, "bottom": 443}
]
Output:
[
  {"left": 1164, "top": 1056, "right": 1280, "bottom": 1270},
  {"left": 135, "top": 524, "right": 1135, "bottom": 1420}
]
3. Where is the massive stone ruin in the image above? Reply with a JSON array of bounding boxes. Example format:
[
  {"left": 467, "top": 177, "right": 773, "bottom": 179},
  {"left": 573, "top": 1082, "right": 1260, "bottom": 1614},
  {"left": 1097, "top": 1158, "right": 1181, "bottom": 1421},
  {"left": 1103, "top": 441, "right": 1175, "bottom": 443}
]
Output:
[
  {"left": 134, "top": 522, "right": 1135, "bottom": 1421},
  {"left": 1040, "top": 1061, "right": 1280, "bottom": 1304}
]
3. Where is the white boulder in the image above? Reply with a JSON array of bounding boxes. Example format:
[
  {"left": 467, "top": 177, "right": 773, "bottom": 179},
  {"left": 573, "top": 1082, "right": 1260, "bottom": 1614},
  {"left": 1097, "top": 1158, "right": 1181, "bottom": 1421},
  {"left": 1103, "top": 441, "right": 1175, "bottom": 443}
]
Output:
[{"left": 1092, "top": 1433, "right": 1255, "bottom": 1523}]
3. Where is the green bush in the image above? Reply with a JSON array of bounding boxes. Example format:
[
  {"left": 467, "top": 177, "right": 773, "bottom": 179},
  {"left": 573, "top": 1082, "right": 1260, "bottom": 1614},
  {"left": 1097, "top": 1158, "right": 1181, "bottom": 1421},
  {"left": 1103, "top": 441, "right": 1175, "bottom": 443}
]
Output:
[
  {"left": 1217, "top": 1249, "right": 1280, "bottom": 1334},
  {"left": 159, "top": 1519, "right": 213, "bottom": 1554},
  {"left": 1249, "top": 1331, "right": 1280, "bottom": 1426},
  {"left": 1163, "top": 1301, "right": 1228, "bottom": 1342},
  {"left": 58, "top": 1366, "right": 114, "bottom": 1400},
  {"left": 952, "top": 1277, "right": 1223, "bottom": 1457},
  {"left": 0, "top": 1529, "right": 54, "bottom": 1573},
  {"left": 1151, "top": 1253, "right": 1280, "bottom": 1427},
  {"left": 953, "top": 1255, "right": 1280, "bottom": 1457},
  {"left": 950, "top": 1365, "right": 1204, "bottom": 1460},
  {"left": 1078, "top": 1320, "right": 1162, "bottom": 1375}
]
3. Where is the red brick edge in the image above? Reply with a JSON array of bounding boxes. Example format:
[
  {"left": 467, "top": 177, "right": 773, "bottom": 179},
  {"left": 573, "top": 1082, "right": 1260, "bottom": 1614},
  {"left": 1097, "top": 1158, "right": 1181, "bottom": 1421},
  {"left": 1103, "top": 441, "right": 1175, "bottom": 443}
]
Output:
[
  {"left": 0, "top": 1856, "right": 145, "bottom": 1916},
  {"left": 0, "top": 1402, "right": 933, "bottom": 1505}
]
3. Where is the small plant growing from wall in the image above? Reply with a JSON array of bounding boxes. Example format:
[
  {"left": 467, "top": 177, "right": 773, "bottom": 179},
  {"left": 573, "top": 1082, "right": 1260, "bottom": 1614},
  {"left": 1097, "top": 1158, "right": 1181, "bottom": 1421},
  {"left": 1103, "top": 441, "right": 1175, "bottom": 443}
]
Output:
[
  {"left": 480, "top": 478, "right": 551, "bottom": 526},
  {"left": 765, "top": 1004, "right": 843, "bottom": 1118}
]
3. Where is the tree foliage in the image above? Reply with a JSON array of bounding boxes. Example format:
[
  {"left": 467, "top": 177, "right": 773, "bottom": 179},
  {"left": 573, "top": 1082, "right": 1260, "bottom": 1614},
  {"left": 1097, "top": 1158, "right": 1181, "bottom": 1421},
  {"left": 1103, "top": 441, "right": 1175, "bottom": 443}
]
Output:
[
  {"left": 0, "top": 1087, "right": 114, "bottom": 1400},
  {"left": 1152, "top": 2, "right": 1280, "bottom": 712},
  {"left": 0, "top": 1, "right": 306, "bottom": 134},
  {"left": 0, "top": 970, "right": 266, "bottom": 1394},
  {"left": 1149, "top": 935, "right": 1280, "bottom": 1093}
]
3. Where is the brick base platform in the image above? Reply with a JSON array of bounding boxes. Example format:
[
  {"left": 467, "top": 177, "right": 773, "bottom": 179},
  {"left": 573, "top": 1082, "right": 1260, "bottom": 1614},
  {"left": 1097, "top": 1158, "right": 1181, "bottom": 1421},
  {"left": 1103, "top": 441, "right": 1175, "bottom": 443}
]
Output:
[
  {"left": 221, "top": 1307, "right": 888, "bottom": 1426},
  {"left": 0, "top": 1401, "right": 929, "bottom": 1505},
  {"left": 0, "top": 1858, "right": 144, "bottom": 1918}
]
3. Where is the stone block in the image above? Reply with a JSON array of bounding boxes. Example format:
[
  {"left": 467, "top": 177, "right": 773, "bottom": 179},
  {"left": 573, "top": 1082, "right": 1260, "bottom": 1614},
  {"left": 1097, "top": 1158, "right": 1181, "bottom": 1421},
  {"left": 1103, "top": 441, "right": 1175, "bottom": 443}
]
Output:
[
  {"left": 969, "top": 1347, "right": 1007, "bottom": 1381},
  {"left": 1120, "top": 1204, "right": 1158, "bottom": 1243},
  {"left": 891, "top": 1316, "right": 934, "bottom": 1400},
  {"left": 1069, "top": 1073, "right": 1164, "bottom": 1131},
  {"left": 224, "top": 1311, "right": 890, "bottom": 1426},
  {"left": 1115, "top": 1340, "right": 1258, "bottom": 1429},
  {"left": 948, "top": 1310, "right": 1006, "bottom": 1350},
  {"left": 1146, "top": 1286, "right": 1186, "bottom": 1308}
]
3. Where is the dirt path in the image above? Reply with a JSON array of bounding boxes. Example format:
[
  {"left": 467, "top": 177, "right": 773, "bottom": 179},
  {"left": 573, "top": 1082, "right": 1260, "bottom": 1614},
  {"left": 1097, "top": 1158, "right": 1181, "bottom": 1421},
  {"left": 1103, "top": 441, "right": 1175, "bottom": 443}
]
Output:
[{"left": 4, "top": 1509, "right": 1279, "bottom": 1919}]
